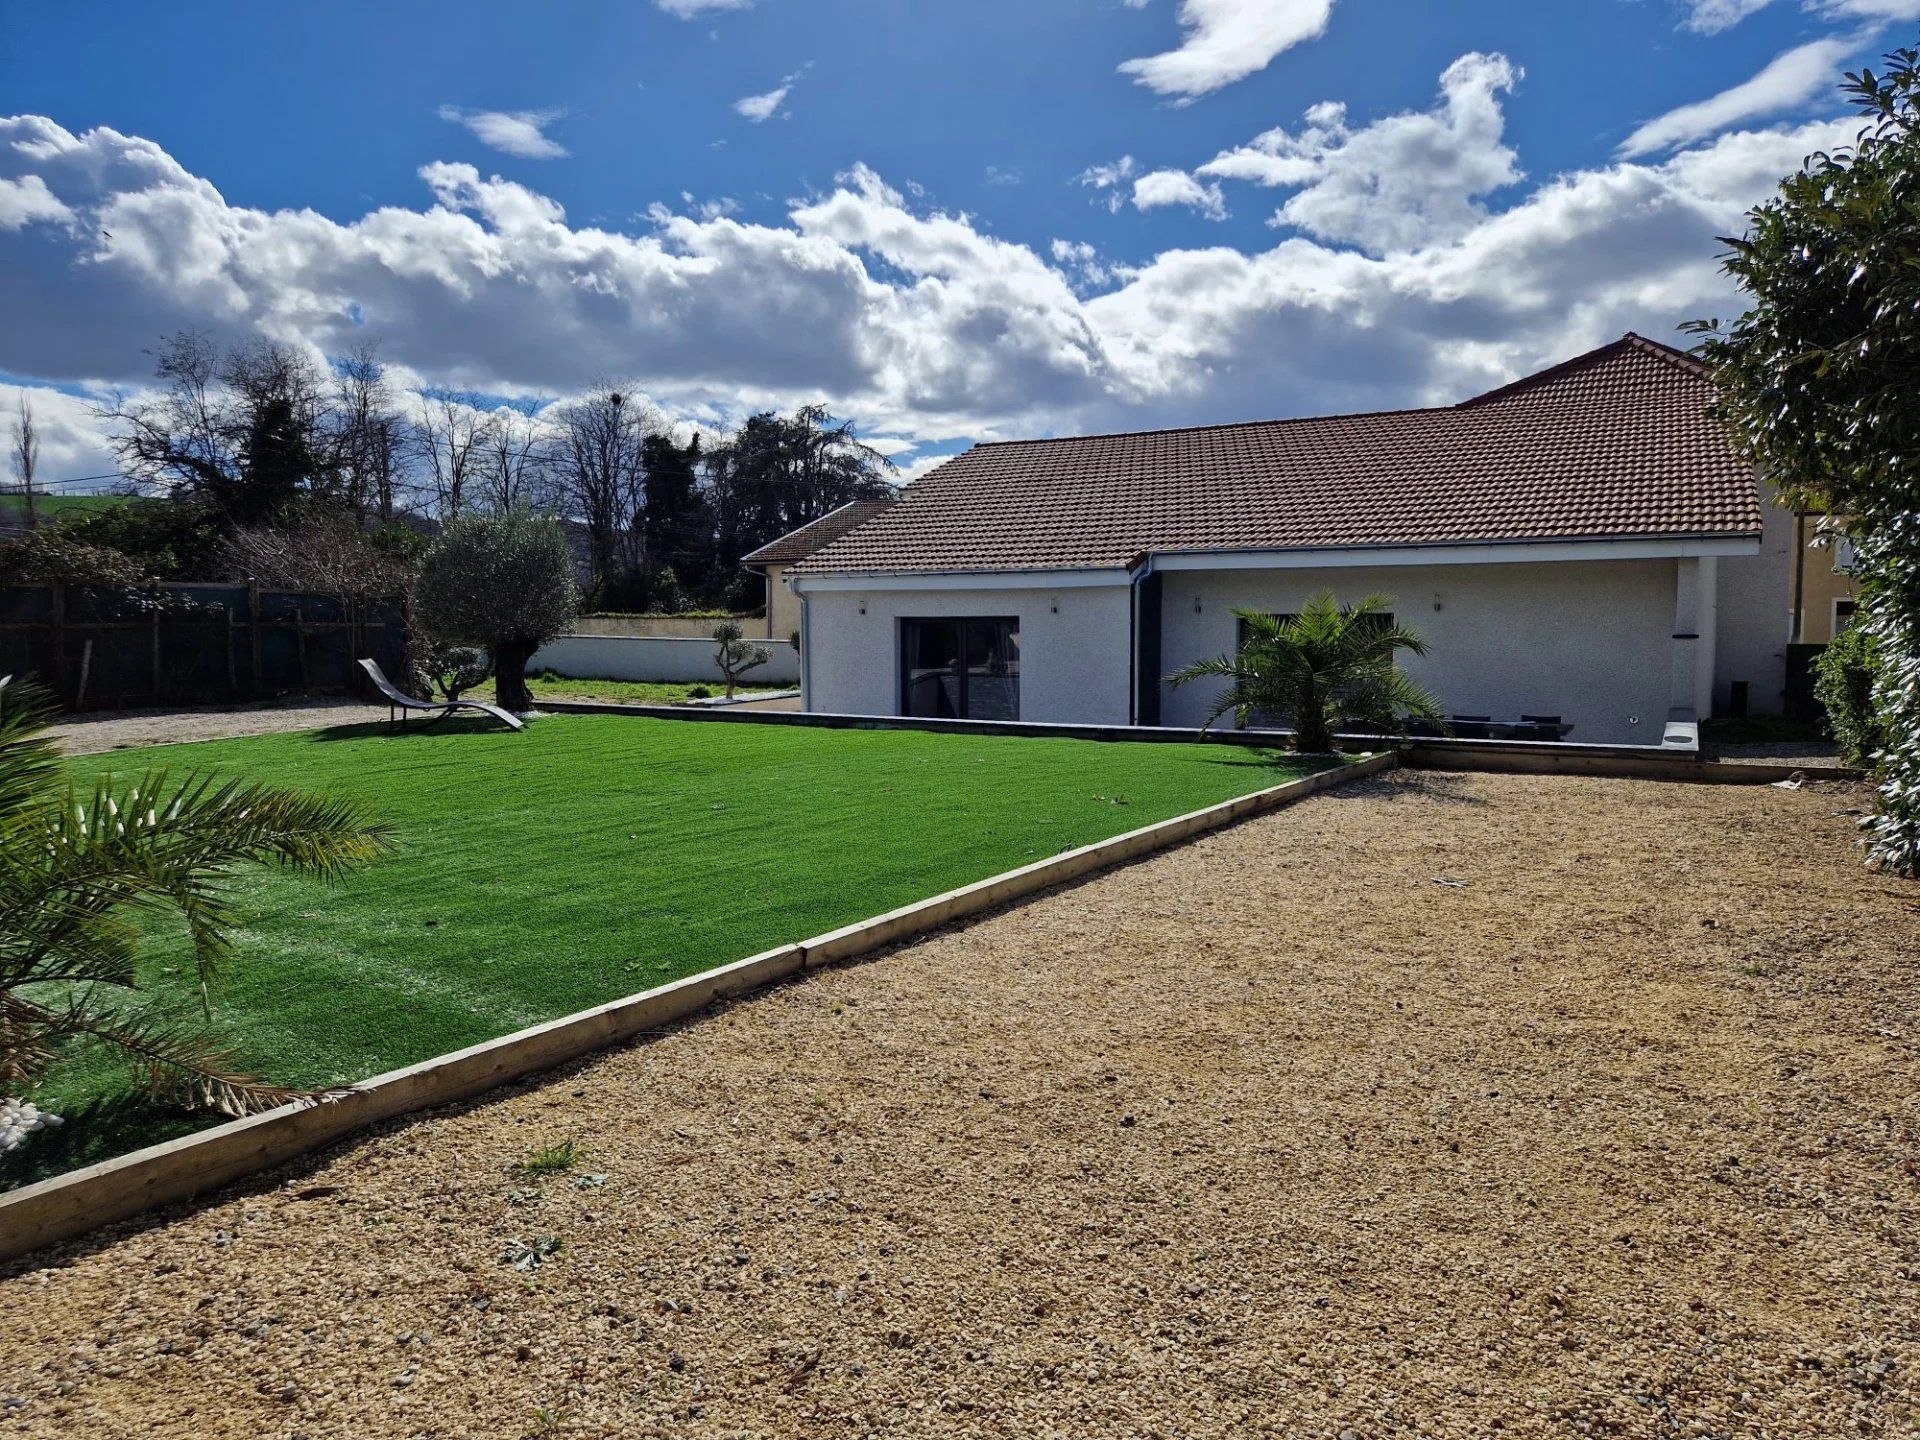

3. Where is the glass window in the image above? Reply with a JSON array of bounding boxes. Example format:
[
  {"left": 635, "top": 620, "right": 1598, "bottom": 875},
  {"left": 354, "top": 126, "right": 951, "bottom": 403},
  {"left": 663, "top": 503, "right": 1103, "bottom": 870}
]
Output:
[{"left": 901, "top": 618, "right": 1019, "bottom": 720}]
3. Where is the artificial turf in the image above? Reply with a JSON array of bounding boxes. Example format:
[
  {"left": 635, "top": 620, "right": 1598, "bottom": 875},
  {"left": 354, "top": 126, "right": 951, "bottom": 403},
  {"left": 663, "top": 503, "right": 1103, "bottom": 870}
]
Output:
[{"left": 9, "top": 715, "right": 1325, "bottom": 1182}]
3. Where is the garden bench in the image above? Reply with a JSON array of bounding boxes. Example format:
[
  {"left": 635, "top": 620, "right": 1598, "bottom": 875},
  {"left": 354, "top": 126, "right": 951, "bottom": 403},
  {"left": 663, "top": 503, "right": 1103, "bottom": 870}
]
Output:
[{"left": 357, "top": 659, "right": 524, "bottom": 732}]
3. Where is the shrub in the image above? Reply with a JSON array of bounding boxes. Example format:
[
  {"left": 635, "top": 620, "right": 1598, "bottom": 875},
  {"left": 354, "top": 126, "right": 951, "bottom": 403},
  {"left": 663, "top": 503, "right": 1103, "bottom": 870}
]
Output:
[
  {"left": 220, "top": 515, "right": 414, "bottom": 601},
  {"left": 1816, "top": 621, "right": 1887, "bottom": 768},
  {"left": 422, "top": 642, "right": 493, "bottom": 702},
  {"left": 56, "top": 499, "right": 225, "bottom": 581},
  {"left": 0, "top": 530, "right": 148, "bottom": 587}
]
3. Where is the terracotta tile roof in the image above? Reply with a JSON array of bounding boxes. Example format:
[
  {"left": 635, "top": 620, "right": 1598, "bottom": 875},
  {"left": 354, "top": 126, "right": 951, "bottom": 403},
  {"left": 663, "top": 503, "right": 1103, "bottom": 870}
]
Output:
[
  {"left": 791, "top": 335, "right": 1759, "bottom": 577},
  {"left": 742, "top": 500, "right": 896, "bottom": 567}
]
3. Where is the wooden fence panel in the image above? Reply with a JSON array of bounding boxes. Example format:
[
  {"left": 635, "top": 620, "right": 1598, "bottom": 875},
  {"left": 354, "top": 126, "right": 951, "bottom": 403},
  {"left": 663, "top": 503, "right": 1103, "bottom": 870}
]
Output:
[{"left": 0, "top": 583, "right": 408, "bottom": 711}]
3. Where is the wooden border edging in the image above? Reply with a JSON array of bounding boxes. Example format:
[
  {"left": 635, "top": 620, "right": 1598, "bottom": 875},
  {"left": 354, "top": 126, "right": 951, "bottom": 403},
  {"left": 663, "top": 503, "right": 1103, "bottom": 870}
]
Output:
[{"left": 0, "top": 751, "right": 1393, "bottom": 1264}]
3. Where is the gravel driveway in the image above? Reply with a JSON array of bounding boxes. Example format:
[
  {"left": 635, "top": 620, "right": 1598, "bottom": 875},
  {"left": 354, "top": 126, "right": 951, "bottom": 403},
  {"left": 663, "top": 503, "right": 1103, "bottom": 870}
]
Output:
[
  {"left": 1, "top": 770, "right": 1914, "bottom": 1439},
  {"left": 48, "top": 701, "right": 388, "bottom": 756}
]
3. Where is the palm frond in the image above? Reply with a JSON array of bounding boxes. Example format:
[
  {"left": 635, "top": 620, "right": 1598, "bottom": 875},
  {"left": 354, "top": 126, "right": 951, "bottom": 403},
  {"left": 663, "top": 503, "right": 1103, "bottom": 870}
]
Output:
[
  {"left": 2, "top": 715, "right": 390, "bottom": 1111},
  {"left": 0, "top": 676, "right": 64, "bottom": 821},
  {"left": 1167, "top": 591, "right": 1436, "bottom": 750},
  {"left": 32, "top": 993, "right": 312, "bottom": 1117},
  {"left": 35, "top": 771, "right": 391, "bottom": 997}
]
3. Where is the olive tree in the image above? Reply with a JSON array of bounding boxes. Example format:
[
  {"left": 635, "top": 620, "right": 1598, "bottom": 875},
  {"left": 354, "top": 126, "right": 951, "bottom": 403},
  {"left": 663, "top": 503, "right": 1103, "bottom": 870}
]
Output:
[
  {"left": 416, "top": 512, "right": 579, "bottom": 714},
  {"left": 712, "top": 620, "right": 770, "bottom": 699},
  {"left": 1687, "top": 49, "right": 1920, "bottom": 874}
]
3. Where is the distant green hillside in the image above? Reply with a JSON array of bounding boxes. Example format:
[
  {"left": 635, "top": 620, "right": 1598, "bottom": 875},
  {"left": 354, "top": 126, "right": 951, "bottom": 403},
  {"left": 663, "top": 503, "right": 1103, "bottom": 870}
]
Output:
[{"left": 0, "top": 492, "right": 135, "bottom": 522}]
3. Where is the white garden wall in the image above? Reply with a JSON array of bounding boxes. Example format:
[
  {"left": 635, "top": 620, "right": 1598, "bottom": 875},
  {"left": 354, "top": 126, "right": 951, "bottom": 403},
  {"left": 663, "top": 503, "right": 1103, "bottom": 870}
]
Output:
[{"left": 528, "top": 634, "right": 801, "bottom": 686}]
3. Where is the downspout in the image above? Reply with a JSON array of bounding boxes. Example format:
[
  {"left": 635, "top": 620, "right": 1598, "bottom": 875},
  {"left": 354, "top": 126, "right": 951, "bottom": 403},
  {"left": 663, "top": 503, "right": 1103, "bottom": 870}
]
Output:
[
  {"left": 1127, "top": 561, "right": 1140, "bottom": 727},
  {"left": 795, "top": 578, "right": 812, "bottom": 712},
  {"left": 1790, "top": 511, "right": 1807, "bottom": 644},
  {"left": 1127, "top": 552, "right": 1156, "bottom": 728}
]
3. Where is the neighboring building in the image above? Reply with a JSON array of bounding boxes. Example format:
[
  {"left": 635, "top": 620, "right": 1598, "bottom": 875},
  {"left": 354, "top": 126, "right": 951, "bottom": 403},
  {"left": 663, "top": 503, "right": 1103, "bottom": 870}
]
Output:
[
  {"left": 742, "top": 500, "right": 895, "bottom": 643},
  {"left": 1789, "top": 513, "right": 1860, "bottom": 646},
  {"left": 785, "top": 336, "right": 1795, "bottom": 746}
]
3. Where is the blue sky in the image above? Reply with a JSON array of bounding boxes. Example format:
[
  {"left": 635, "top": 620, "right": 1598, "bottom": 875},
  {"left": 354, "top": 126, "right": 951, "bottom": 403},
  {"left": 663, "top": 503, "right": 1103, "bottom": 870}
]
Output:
[{"left": 1, "top": 0, "right": 1913, "bottom": 484}]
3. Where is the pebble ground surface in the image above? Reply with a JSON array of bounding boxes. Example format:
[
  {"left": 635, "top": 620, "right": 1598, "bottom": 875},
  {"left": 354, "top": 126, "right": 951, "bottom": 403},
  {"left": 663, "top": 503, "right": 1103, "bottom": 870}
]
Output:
[
  {"left": 2, "top": 770, "right": 1917, "bottom": 1440},
  {"left": 48, "top": 700, "right": 386, "bottom": 755}
]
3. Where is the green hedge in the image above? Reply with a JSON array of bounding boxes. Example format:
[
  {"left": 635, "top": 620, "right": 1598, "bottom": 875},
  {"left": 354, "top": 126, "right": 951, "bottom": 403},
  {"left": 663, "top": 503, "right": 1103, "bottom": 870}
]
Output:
[{"left": 1815, "top": 622, "right": 1886, "bottom": 768}]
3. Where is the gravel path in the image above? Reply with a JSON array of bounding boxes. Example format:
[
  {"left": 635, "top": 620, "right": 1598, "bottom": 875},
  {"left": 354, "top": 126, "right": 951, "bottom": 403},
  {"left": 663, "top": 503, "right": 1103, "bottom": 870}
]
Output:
[
  {"left": 1709, "top": 740, "right": 1852, "bottom": 769},
  {"left": 49, "top": 701, "right": 387, "bottom": 756},
  {"left": 2, "top": 770, "right": 1916, "bottom": 1439}
]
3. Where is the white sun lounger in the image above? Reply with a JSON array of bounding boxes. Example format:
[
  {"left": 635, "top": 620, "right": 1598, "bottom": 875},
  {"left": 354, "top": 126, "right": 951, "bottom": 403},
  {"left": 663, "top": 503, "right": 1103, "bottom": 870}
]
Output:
[{"left": 357, "top": 658, "right": 524, "bottom": 732}]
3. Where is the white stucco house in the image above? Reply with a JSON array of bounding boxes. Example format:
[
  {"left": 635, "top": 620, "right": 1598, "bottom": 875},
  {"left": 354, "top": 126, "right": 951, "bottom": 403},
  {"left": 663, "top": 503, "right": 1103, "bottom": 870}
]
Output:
[{"left": 778, "top": 336, "right": 1792, "bottom": 747}]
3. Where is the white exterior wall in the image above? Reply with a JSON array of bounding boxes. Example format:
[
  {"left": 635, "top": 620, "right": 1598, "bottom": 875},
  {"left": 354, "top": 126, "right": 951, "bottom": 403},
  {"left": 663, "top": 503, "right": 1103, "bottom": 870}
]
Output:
[
  {"left": 1712, "top": 485, "right": 1794, "bottom": 714},
  {"left": 802, "top": 583, "right": 1133, "bottom": 723},
  {"left": 1155, "top": 559, "right": 1680, "bottom": 745}
]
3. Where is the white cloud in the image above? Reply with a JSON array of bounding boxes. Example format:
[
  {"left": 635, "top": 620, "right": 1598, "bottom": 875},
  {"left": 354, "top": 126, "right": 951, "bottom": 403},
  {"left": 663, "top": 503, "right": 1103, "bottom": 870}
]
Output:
[
  {"left": 734, "top": 66, "right": 808, "bottom": 123},
  {"left": 0, "top": 110, "right": 1860, "bottom": 464},
  {"left": 1131, "top": 169, "right": 1228, "bottom": 220},
  {"left": 1050, "top": 239, "right": 1116, "bottom": 291},
  {"left": 1120, "top": 0, "right": 1337, "bottom": 100},
  {"left": 0, "top": 383, "right": 120, "bottom": 484},
  {"left": 1683, "top": 0, "right": 1776, "bottom": 32},
  {"left": 655, "top": 0, "right": 753, "bottom": 15},
  {"left": 1619, "top": 38, "right": 1854, "bottom": 156},
  {"left": 0, "top": 173, "right": 72, "bottom": 229},
  {"left": 436, "top": 106, "right": 568, "bottom": 160},
  {"left": 679, "top": 191, "right": 741, "bottom": 221},
  {"left": 1200, "top": 52, "right": 1523, "bottom": 253},
  {"left": 1682, "top": 0, "right": 1920, "bottom": 27},
  {"left": 733, "top": 86, "right": 790, "bottom": 123},
  {"left": 1076, "top": 155, "right": 1140, "bottom": 213}
]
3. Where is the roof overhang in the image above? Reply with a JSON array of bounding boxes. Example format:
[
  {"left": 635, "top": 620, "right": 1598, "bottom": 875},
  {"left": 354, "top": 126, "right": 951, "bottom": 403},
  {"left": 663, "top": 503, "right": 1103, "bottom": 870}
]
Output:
[
  {"left": 1147, "top": 534, "right": 1760, "bottom": 572},
  {"left": 789, "top": 534, "right": 1760, "bottom": 590},
  {"left": 790, "top": 567, "right": 1134, "bottom": 593}
]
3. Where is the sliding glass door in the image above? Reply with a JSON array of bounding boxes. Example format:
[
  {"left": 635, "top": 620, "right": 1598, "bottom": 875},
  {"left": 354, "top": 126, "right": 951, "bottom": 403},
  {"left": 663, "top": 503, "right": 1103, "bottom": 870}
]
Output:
[{"left": 901, "top": 618, "right": 1020, "bottom": 720}]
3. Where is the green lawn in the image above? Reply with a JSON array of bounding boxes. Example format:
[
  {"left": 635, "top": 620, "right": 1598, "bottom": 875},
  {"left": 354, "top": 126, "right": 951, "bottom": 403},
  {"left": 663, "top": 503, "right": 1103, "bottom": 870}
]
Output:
[
  {"left": 7, "top": 716, "right": 1326, "bottom": 1183},
  {"left": 526, "top": 675, "right": 788, "bottom": 706}
]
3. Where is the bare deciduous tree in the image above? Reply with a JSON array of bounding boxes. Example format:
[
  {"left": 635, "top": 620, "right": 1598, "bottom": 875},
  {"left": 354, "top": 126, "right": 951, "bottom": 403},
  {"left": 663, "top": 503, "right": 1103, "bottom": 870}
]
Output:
[
  {"left": 8, "top": 395, "right": 40, "bottom": 531},
  {"left": 480, "top": 402, "right": 547, "bottom": 514},
  {"left": 333, "top": 345, "right": 406, "bottom": 523},
  {"left": 100, "top": 332, "right": 341, "bottom": 527},
  {"left": 411, "top": 393, "right": 492, "bottom": 523},
  {"left": 547, "top": 385, "right": 658, "bottom": 600}
]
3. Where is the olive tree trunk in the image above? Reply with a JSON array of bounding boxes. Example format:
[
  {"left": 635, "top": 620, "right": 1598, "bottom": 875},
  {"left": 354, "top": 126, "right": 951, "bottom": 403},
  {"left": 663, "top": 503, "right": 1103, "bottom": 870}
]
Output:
[{"left": 492, "top": 640, "right": 537, "bottom": 713}]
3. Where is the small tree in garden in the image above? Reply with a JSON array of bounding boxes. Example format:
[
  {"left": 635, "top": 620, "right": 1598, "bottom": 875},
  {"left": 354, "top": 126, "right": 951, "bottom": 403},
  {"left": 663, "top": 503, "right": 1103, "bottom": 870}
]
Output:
[
  {"left": 0, "top": 678, "right": 387, "bottom": 1128},
  {"left": 1686, "top": 48, "right": 1920, "bottom": 874},
  {"left": 416, "top": 513, "right": 579, "bottom": 714},
  {"left": 421, "top": 641, "right": 493, "bottom": 702},
  {"left": 1168, "top": 593, "right": 1440, "bottom": 753},
  {"left": 713, "top": 620, "right": 770, "bottom": 699}
]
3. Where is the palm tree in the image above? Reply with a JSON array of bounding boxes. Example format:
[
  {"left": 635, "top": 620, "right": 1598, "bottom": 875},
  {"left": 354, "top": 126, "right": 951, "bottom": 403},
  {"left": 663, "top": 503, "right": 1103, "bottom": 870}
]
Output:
[
  {"left": 0, "top": 677, "right": 389, "bottom": 1119},
  {"left": 1168, "top": 593, "right": 1442, "bottom": 753}
]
